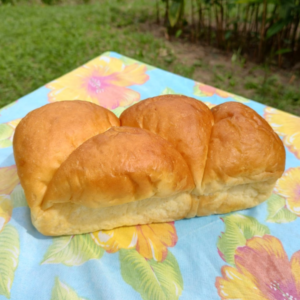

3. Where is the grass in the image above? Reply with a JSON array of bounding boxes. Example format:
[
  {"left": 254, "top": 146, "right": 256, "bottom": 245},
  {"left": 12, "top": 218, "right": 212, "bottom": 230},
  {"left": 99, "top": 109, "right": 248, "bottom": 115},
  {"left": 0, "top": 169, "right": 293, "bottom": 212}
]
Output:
[
  {"left": 0, "top": 1, "right": 168, "bottom": 107},
  {"left": 210, "top": 62, "right": 300, "bottom": 114},
  {"left": 0, "top": 0, "right": 299, "bottom": 115}
]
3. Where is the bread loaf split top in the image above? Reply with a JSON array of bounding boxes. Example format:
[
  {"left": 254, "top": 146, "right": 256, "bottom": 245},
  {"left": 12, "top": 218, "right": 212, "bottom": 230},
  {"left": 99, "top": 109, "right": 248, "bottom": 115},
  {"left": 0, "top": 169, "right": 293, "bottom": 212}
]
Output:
[{"left": 13, "top": 96, "right": 285, "bottom": 235}]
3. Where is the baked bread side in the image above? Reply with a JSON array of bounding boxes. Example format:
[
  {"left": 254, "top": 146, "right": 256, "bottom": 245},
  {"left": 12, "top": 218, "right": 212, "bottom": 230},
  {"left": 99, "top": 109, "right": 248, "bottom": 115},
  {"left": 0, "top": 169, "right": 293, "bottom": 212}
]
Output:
[
  {"left": 198, "top": 102, "right": 286, "bottom": 215},
  {"left": 13, "top": 97, "right": 286, "bottom": 236},
  {"left": 32, "top": 127, "right": 195, "bottom": 235},
  {"left": 120, "top": 94, "right": 214, "bottom": 197},
  {"left": 121, "top": 97, "right": 285, "bottom": 217},
  {"left": 13, "top": 101, "right": 120, "bottom": 209}
]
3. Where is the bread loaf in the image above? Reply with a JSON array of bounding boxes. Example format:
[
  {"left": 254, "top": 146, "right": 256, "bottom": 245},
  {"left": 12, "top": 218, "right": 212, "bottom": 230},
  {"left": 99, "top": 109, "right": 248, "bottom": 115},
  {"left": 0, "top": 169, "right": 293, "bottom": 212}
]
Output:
[{"left": 13, "top": 96, "right": 285, "bottom": 236}]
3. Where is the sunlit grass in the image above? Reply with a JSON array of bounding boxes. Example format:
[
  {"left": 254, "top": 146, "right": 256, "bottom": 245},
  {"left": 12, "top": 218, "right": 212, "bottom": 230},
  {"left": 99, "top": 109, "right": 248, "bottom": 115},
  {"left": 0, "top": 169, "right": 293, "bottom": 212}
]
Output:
[{"left": 0, "top": 0, "right": 299, "bottom": 115}]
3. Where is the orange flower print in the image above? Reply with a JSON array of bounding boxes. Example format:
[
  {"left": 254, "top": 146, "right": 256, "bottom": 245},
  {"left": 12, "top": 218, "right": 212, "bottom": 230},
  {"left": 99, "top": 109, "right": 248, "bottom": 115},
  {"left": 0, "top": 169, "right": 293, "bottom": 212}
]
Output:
[
  {"left": 216, "top": 235, "right": 300, "bottom": 300},
  {"left": 46, "top": 56, "right": 149, "bottom": 109},
  {"left": 194, "top": 82, "right": 249, "bottom": 103},
  {"left": 265, "top": 107, "right": 300, "bottom": 159},
  {"left": 275, "top": 167, "right": 300, "bottom": 216},
  {"left": 194, "top": 82, "right": 230, "bottom": 98},
  {"left": 91, "top": 222, "right": 177, "bottom": 262}
]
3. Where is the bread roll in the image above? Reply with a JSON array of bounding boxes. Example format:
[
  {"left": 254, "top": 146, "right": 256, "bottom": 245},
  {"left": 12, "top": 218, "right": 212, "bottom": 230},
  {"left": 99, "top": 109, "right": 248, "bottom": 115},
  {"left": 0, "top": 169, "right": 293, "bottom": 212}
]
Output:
[
  {"left": 120, "top": 96, "right": 285, "bottom": 217},
  {"left": 13, "top": 101, "right": 119, "bottom": 209},
  {"left": 120, "top": 94, "right": 213, "bottom": 196},
  {"left": 13, "top": 97, "right": 285, "bottom": 236},
  {"left": 14, "top": 102, "right": 194, "bottom": 235},
  {"left": 199, "top": 102, "right": 285, "bottom": 215}
]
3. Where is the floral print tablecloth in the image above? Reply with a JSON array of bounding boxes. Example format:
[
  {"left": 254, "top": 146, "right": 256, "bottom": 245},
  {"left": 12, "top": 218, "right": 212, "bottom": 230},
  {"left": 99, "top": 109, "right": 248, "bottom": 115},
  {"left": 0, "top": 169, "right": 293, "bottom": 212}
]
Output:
[{"left": 0, "top": 52, "right": 299, "bottom": 300}]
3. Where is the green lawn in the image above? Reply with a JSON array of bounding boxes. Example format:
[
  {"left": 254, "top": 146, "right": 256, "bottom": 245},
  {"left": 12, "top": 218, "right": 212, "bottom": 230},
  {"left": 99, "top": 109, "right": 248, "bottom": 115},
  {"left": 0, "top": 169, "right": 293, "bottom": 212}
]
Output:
[
  {"left": 0, "top": 1, "right": 166, "bottom": 107},
  {"left": 0, "top": 1, "right": 299, "bottom": 115}
]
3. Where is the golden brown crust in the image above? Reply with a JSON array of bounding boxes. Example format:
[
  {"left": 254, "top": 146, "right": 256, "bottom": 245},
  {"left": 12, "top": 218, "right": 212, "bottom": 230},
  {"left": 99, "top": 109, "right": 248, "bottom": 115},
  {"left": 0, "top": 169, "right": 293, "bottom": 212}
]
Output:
[
  {"left": 13, "top": 98, "right": 286, "bottom": 235},
  {"left": 42, "top": 126, "right": 195, "bottom": 209},
  {"left": 120, "top": 94, "right": 214, "bottom": 195},
  {"left": 13, "top": 101, "right": 120, "bottom": 208},
  {"left": 201, "top": 102, "right": 286, "bottom": 194}
]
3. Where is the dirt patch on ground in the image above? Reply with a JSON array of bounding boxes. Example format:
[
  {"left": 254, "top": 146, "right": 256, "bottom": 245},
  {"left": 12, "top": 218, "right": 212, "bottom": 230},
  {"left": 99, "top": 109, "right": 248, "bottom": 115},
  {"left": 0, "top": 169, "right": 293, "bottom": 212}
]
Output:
[{"left": 140, "top": 22, "right": 300, "bottom": 115}]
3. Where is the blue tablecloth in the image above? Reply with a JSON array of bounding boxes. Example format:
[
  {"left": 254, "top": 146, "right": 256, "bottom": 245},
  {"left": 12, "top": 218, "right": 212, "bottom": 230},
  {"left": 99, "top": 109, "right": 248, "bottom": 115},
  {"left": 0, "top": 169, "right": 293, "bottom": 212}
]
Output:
[{"left": 0, "top": 51, "right": 299, "bottom": 300}]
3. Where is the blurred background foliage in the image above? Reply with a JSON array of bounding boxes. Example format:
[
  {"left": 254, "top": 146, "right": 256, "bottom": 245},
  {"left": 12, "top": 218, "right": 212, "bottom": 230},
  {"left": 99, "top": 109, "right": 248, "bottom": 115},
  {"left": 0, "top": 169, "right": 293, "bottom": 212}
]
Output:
[
  {"left": 0, "top": 0, "right": 299, "bottom": 114},
  {"left": 163, "top": 0, "right": 300, "bottom": 68}
]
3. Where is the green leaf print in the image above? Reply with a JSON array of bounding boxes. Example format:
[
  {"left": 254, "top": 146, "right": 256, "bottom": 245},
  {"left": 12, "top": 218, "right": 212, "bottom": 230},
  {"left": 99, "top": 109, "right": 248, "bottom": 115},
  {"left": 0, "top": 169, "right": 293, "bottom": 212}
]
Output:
[
  {"left": 0, "top": 225, "right": 20, "bottom": 299},
  {"left": 41, "top": 234, "right": 104, "bottom": 266},
  {"left": 0, "top": 124, "right": 13, "bottom": 148},
  {"left": 11, "top": 184, "right": 28, "bottom": 208},
  {"left": 160, "top": 87, "right": 177, "bottom": 95},
  {"left": 0, "top": 139, "right": 12, "bottom": 148},
  {"left": 120, "top": 249, "right": 183, "bottom": 300},
  {"left": 144, "top": 64, "right": 156, "bottom": 71},
  {"left": 266, "top": 193, "right": 297, "bottom": 223},
  {"left": 119, "top": 56, "right": 138, "bottom": 66},
  {"left": 229, "top": 94, "right": 249, "bottom": 103},
  {"left": 0, "top": 124, "right": 13, "bottom": 141},
  {"left": 217, "top": 214, "right": 270, "bottom": 266},
  {"left": 112, "top": 106, "right": 126, "bottom": 118},
  {"left": 50, "top": 277, "right": 88, "bottom": 300},
  {"left": 193, "top": 85, "right": 207, "bottom": 98}
]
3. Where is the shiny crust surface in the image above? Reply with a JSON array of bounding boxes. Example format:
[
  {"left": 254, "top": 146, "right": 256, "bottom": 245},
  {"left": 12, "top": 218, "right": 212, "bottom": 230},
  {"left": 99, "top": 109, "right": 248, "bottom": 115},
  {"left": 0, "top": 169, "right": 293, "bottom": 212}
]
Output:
[
  {"left": 13, "top": 98, "right": 286, "bottom": 235},
  {"left": 120, "top": 95, "right": 213, "bottom": 195}
]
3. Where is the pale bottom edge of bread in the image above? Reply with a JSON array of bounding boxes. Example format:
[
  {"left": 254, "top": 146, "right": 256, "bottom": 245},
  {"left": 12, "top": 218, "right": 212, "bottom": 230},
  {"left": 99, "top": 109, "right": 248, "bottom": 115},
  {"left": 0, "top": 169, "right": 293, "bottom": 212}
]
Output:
[
  {"left": 196, "top": 179, "right": 277, "bottom": 216},
  {"left": 30, "top": 179, "right": 276, "bottom": 236},
  {"left": 31, "top": 192, "right": 193, "bottom": 236}
]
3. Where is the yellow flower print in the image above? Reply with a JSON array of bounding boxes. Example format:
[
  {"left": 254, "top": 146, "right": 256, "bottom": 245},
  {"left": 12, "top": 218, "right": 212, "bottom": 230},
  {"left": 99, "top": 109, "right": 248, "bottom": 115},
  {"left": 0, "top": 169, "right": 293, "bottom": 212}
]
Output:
[
  {"left": 7, "top": 118, "right": 21, "bottom": 129},
  {"left": 0, "top": 118, "right": 21, "bottom": 148},
  {"left": 91, "top": 226, "right": 137, "bottom": 253},
  {"left": 0, "top": 195, "right": 12, "bottom": 233},
  {"left": 204, "top": 102, "right": 216, "bottom": 109},
  {"left": 275, "top": 167, "right": 300, "bottom": 216},
  {"left": 91, "top": 222, "right": 177, "bottom": 262},
  {"left": 265, "top": 107, "right": 300, "bottom": 159},
  {"left": 0, "top": 165, "right": 19, "bottom": 232},
  {"left": 216, "top": 235, "right": 300, "bottom": 299},
  {"left": 46, "top": 56, "right": 149, "bottom": 109}
]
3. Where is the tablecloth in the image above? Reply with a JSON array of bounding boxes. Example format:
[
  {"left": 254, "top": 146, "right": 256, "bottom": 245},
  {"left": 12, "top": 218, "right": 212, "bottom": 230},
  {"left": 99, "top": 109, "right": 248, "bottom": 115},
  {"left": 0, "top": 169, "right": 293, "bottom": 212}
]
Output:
[{"left": 0, "top": 51, "right": 299, "bottom": 300}]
